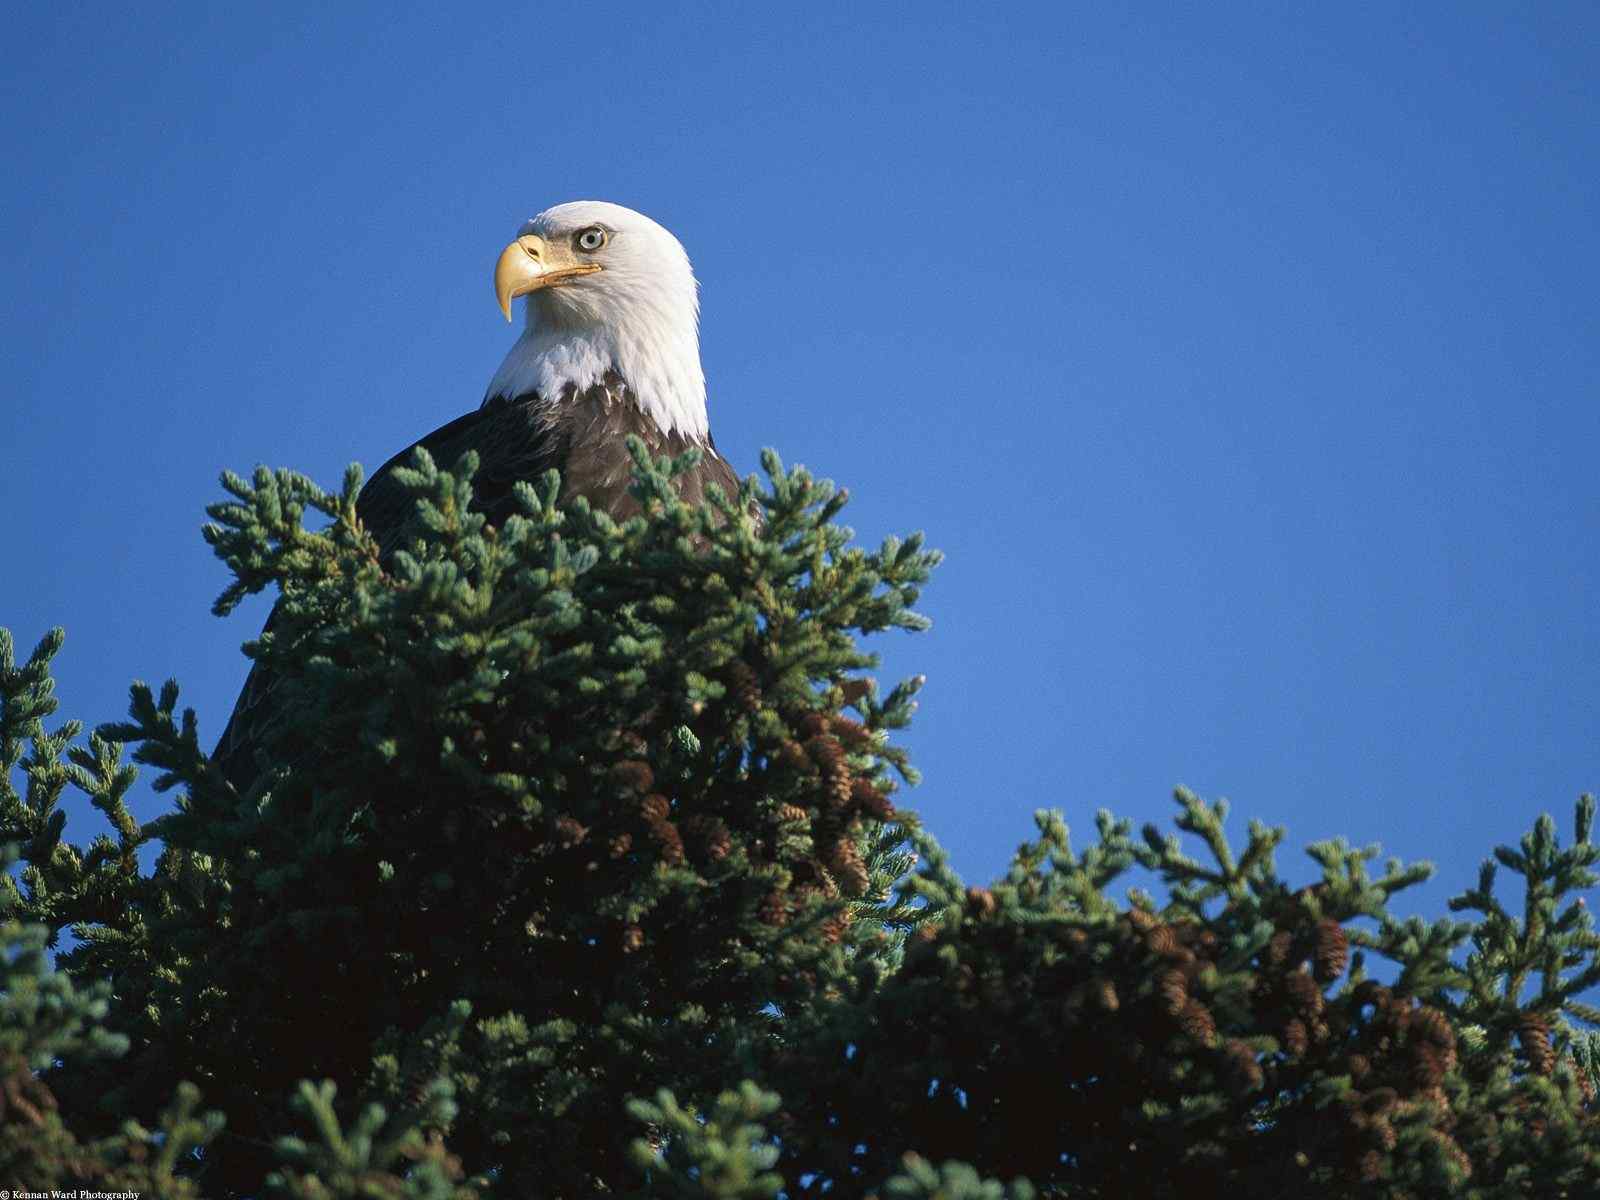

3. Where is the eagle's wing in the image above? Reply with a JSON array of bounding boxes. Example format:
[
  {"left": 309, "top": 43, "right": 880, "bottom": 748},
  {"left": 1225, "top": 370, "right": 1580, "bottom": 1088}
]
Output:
[
  {"left": 354, "top": 399, "right": 566, "bottom": 557},
  {"left": 211, "top": 400, "right": 561, "bottom": 790},
  {"left": 211, "top": 389, "right": 745, "bottom": 791}
]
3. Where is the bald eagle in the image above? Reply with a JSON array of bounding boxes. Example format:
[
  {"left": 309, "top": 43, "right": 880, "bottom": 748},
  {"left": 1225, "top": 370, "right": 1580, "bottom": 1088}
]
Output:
[{"left": 213, "top": 201, "right": 741, "bottom": 787}]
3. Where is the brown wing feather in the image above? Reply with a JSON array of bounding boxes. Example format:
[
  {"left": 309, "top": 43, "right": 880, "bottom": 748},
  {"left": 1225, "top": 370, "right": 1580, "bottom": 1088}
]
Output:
[
  {"left": 212, "top": 380, "right": 743, "bottom": 790},
  {"left": 211, "top": 400, "right": 558, "bottom": 788}
]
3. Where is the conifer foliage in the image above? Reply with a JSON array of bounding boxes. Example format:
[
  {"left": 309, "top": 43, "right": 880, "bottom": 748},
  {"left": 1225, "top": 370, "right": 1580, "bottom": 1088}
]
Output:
[{"left": 1, "top": 442, "right": 1598, "bottom": 1196}]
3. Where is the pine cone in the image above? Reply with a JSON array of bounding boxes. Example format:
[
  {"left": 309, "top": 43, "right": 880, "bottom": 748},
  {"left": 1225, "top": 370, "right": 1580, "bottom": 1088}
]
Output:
[
  {"left": 806, "top": 734, "right": 845, "bottom": 770},
  {"left": 1518, "top": 1012, "right": 1554, "bottom": 1076},
  {"left": 852, "top": 777, "right": 894, "bottom": 819},
  {"left": 802, "top": 733, "right": 851, "bottom": 810},
  {"left": 775, "top": 802, "right": 810, "bottom": 825},
  {"left": 638, "top": 793, "right": 670, "bottom": 823},
  {"left": 1314, "top": 918, "right": 1350, "bottom": 982},
  {"left": 1179, "top": 998, "right": 1217, "bottom": 1043},
  {"left": 611, "top": 759, "right": 655, "bottom": 794},
  {"left": 553, "top": 816, "right": 588, "bottom": 847},
  {"left": 778, "top": 740, "right": 811, "bottom": 771},
  {"left": 1410, "top": 1043, "right": 1448, "bottom": 1090},
  {"left": 1125, "top": 907, "right": 1158, "bottom": 933},
  {"left": 1283, "top": 969, "right": 1324, "bottom": 1016},
  {"left": 1356, "top": 1149, "right": 1383, "bottom": 1183},
  {"left": 1410, "top": 1006, "right": 1458, "bottom": 1077},
  {"left": 1281, "top": 1018, "right": 1309, "bottom": 1057},
  {"left": 727, "top": 661, "right": 762, "bottom": 714},
  {"left": 684, "top": 814, "right": 733, "bottom": 863},
  {"left": 608, "top": 832, "right": 633, "bottom": 858},
  {"left": 824, "top": 764, "right": 853, "bottom": 811},
  {"left": 839, "top": 677, "right": 873, "bottom": 706},
  {"left": 621, "top": 925, "right": 644, "bottom": 953},
  {"left": 1221, "top": 1039, "right": 1264, "bottom": 1095},
  {"left": 758, "top": 891, "right": 790, "bottom": 928},
  {"left": 820, "top": 911, "right": 852, "bottom": 943},
  {"left": 965, "top": 886, "right": 998, "bottom": 918},
  {"left": 647, "top": 817, "right": 685, "bottom": 865},
  {"left": 829, "top": 836, "right": 870, "bottom": 897},
  {"left": 1415, "top": 1085, "right": 1450, "bottom": 1115},
  {"left": 1411, "top": 1005, "right": 1453, "bottom": 1048},
  {"left": 1373, "top": 1116, "right": 1398, "bottom": 1152},
  {"left": 830, "top": 714, "right": 873, "bottom": 746},
  {"left": 1090, "top": 977, "right": 1119, "bottom": 1012},
  {"left": 1265, "top": 929, "right": 1294, "bottom": 967},
  {"left": 1146, "top": 923, "right": 1180, "bottom": 958},
  {"left": 1156, "top": 968, "right": 1188, "bottom": 1016}
]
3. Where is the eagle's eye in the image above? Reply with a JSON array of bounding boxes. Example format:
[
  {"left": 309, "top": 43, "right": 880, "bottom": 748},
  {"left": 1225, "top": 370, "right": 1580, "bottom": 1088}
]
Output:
[{"left": 576, "top": 227, "right": 607, "bottom": 252}]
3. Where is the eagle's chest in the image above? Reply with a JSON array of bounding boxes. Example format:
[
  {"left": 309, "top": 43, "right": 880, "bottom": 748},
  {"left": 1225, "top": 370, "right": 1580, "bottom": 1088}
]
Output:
[
  {"left": 515, "top": 376, "right": 694, "bottom": 519},
  {"left": 549, "top": 388, "right": 651, "bottom": 515}
]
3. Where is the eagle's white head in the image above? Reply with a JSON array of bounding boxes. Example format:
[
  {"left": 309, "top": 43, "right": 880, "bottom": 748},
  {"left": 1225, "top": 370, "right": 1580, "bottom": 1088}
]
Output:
[{"left": 483, "top": 200, "right": 708, "bottom": 442}]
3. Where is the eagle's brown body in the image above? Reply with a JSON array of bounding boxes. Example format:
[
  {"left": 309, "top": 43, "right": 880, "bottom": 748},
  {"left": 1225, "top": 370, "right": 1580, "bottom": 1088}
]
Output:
[{"left": 211, "top": 374, "right": 740, "bottom": 789}]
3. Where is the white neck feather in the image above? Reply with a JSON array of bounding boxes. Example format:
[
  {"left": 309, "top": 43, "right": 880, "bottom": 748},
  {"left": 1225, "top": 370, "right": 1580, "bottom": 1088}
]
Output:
[{"left": 484, "top": 310, "right": 709, "bottom": 442}]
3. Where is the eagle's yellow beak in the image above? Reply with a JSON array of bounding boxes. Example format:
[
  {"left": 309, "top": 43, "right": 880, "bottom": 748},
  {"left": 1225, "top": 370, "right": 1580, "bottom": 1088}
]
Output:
[{"left": 493, "top": 234, "right": 603, "bottom": 321}]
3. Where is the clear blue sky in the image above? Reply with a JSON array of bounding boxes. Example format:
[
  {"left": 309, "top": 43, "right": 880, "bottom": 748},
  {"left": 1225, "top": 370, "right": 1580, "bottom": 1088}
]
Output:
[{"left": 4, "top": 5, "right": 1597, "bottom": 920}]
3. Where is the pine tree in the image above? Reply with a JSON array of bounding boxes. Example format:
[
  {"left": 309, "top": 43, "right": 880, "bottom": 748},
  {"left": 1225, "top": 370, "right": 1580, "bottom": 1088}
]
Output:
[{"left": 2, "top": 441, "right": 1597, "bottom": 1196}]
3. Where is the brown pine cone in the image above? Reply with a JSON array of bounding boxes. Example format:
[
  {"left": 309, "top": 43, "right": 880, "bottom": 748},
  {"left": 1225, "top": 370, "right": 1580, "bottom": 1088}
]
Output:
[
  {"left": 1146, "top": 923, "right": 1180, "bottom": 958},
  {"left": 1410, "top": 1043, "right": 1448, "bottom": 1090},
  {"left": 829, "top": 837, "right": 870, "bottom": 897},
  {"left": 778, "top": 740, "right": 811, "bottom": 771},
  {"left": 1356, "top": 1149, "right": 1382, "bottom": 1183},
  {"left": 1281, "top": 1018, "right": 1309, "bottom": 1057},
  {"left": 965, "top": 886, "right": 998, "bottom": 918},
  {"left": 758, "top": 891, "right": 790, "bottom": 927},
  {"left": 1265, "top": 929, "right": 1294, "bottom": 967},
  {"left": 1091, "top": 977, "right": 1120, "bottom": 1012},
  {"left": 1518, "top": 1012, "right": 1555, "bottom": 1076},
  {"left": 552, "top": 816, "right": 588, "bottom": 847},
  {"left": 830, "top": 714, "right": 874, "bottom": 746},
  {"left": 1179, "top": 998, "right": 1217, "bottom": 1044},
  {"left": 648, "top": 817, "right": 685, "bottom": 865},
  {"left": 806, "top": 734, "right": 845, "bottom": 770},
  {"left": 839, "top": 677, "right": 873, "bottom": 706},
  {"left": 1283, "top": 969, "right": 1324, "bottom": 1015},
  {"left": 1156, "top": 968, "right": 1188, "bottom": 1016},
  {"left": 611, "top": 759, "right": 655, "bottom": 794},
  {"left": 1221, "top": 1039, "right": 1264, "bottom": 1095},
  {"left": 1313, "top": 918, "right": 1350, "bottom": 982},
  {"left": 1125, "top": 907, "right": 1158, "bottom": 933},
  {"left": 727, "top": 662, "right": 762, "bottom": 714},
  {"left": 852, "top": 777, "right": 895, "bottom": 819}
]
